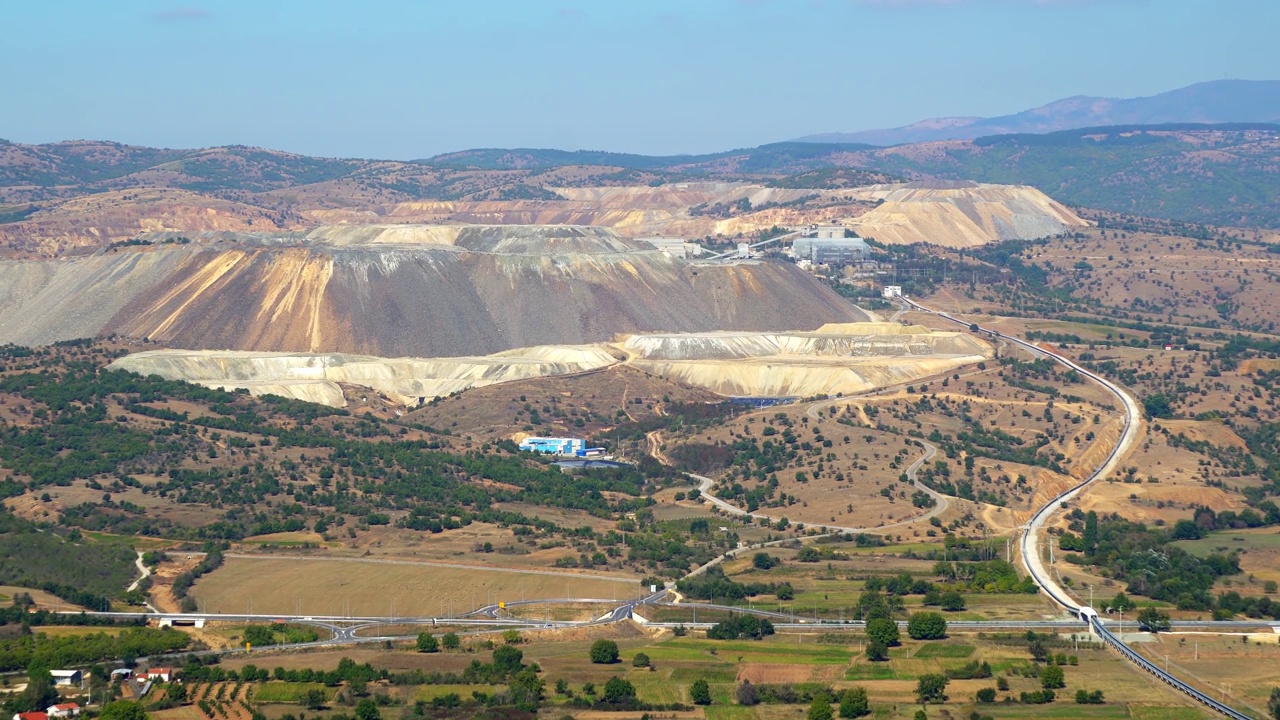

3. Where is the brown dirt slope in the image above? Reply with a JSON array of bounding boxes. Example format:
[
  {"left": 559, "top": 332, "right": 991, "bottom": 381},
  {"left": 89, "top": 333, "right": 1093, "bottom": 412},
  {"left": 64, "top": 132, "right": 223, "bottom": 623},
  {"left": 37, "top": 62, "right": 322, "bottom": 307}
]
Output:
[{"left": 0, "top": 228, "right": 868, "bottom": 357}]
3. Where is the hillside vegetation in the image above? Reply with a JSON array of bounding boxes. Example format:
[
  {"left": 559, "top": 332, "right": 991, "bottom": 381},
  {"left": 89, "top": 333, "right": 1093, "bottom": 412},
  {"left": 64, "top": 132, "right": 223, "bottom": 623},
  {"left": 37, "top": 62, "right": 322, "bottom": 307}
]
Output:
[{"left": 859, "top": 124, "right": 1280, "bottom": 228}]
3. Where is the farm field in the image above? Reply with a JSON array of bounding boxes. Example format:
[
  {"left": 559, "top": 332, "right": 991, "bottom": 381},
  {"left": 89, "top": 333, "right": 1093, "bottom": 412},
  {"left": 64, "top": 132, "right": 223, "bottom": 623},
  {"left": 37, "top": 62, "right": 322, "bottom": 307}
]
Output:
[
  {"left": 1175, "top": 527, "right": 1280, "bottom": 587},
  {"left": 195, "top": 626, "right": 1211, "bottom": 720},
  {"left": 1132, "top": 631, "right": 1280, "bottom": 717},
  {"left": 192, "top": 555, "right": 641, "bottom": 617}
]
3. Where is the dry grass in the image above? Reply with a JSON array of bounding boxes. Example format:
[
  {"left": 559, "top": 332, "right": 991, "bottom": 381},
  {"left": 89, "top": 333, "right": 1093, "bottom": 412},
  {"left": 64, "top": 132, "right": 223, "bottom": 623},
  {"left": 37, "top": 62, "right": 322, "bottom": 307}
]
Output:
[
  {"left": 192, "top": 555, "right": 639, "bottom": 617},
  {"left": 405, "top": 364, "right": 722, "bottom": 442}
]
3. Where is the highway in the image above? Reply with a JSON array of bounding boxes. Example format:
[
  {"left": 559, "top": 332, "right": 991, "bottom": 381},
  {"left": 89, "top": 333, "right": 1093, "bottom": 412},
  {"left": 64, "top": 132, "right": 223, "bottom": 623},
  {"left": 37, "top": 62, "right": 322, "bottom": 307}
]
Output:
[{"left": 903, "top": 297, "right": 1251, "bottom": 719}]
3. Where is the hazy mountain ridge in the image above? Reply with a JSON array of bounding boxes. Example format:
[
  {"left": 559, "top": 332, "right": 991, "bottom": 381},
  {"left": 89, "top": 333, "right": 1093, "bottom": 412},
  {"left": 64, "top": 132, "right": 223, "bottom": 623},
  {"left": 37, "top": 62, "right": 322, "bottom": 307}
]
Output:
[{"left": 798, "top": 79, "right": 1280, "bottom": 145}]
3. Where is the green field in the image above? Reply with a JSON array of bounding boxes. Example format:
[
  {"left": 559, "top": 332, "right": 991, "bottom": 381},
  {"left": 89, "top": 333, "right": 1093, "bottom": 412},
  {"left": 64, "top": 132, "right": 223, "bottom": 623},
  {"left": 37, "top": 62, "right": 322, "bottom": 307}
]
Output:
[
  {"left": 251, "top": 683, "right": 332, "bottom": 704},
  {"left": 913, "top": 642, "right": 975, "bottom": 658},
  {"left": 1175, "top": 528, "right": 1280, "bottom": 557}
]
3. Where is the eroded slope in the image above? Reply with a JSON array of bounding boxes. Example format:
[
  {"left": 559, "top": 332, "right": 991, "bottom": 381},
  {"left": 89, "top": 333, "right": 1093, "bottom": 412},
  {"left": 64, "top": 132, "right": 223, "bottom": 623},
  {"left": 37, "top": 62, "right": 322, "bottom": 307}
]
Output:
[
  {"left": 0, "top": 225, "right": 866, "bottom": 356},
  {"left": 109, "top": 323, "right": 992, "bottom": 407}
]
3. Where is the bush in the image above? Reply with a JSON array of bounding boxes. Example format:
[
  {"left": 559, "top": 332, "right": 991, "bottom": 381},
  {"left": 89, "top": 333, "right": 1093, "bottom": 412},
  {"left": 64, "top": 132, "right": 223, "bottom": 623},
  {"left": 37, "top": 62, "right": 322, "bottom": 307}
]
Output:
[
  {"left": 865, "top": 641, "right": 888, "bottom": 661},
  {"left": 1020, "top": 689, "right": 1055, "bottom": 704},
  {"left": 915, "top": 674, "right": 948, "bottom": 704},
  {"left": 1137, "top": 607, "right": 1171, "bottom": 632},
  {"left": 1040, "top": 664, "right": 1065, "bottom": 690},
  {"left": 632, "top": 652, "right": 650, "bottom": 668},
  {"left": 865, "top": 618, "right": 899, "bottom": 647},
  {"left": 907, "top": 612, "right": 947, "bottom": 640},
  {"left": 808, "top": 696, "right": 834, "bottom": 720},
  {"left": 839, "top": 687, "right": 869, "bottom": 718},
  {"left": 590, "top": 639, "right": 620, "bottom": 664},
  {"left": 1075, "top": 689, "right": 1105, "bottom": 704},
  {"left": 940, "top": 591, "right": 966, "bottom": 612},
  {"left": 602, "top": 677, "right": 635, "bottom": 704},
  {"left": 753, "top": 552, "right": 780, "bottom": 570},
  {"left": 415, "top": 633, "right": 438, "bottom": 653},
  {"left": 946, "top": 660, "right": 991, "bottom": 680},
  {"left": 737, "top": 681, "right": 760, "bottom": 706},
  {"left": 975, "top": 688, "right": 996, "bottom": 704},
  {"left": 691, "top": 679, "right": 711, "bottom": 705}
]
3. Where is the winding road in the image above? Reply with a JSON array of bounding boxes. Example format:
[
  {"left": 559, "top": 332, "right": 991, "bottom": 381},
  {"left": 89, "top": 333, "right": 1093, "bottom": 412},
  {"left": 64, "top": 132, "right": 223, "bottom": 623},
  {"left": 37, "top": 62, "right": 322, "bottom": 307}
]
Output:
[{"left": 903, "top": 297, "right": 1250, "bottom": 720}]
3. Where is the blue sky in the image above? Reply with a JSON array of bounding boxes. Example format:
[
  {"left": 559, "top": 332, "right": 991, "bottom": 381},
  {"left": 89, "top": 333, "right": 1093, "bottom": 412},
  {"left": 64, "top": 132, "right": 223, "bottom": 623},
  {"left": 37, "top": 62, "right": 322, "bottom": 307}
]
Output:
[{"left": 2, "top": 0, "right": 1274, "bottom": 158}]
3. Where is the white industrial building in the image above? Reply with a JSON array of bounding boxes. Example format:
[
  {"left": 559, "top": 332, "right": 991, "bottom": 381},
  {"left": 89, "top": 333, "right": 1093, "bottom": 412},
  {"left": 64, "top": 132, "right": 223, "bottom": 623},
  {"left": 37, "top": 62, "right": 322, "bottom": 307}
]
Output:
[
  {"left": 519, "top": 437, "right": 587, "bottom": 456},
  {"left": 793, "top": 236, "right": 870, "bottom": 265},
  {"left": 882, "top": 285, "right": 903, "bottom": 298}
]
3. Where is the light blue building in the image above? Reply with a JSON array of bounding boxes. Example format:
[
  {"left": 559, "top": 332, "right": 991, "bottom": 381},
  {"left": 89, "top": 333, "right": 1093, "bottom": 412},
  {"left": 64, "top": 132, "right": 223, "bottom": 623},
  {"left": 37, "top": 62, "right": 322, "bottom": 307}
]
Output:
[{"left": 518, "top": 437, "right": 586, "bottom": 456}]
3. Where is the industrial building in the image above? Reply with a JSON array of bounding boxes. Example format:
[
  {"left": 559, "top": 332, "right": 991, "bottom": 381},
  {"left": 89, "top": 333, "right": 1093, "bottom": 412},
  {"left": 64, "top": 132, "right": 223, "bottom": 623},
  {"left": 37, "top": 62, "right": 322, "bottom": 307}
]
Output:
[
  {"left": 792, "top": 235, "right": 871, "bottom": 266},
  {"left": 882, "top": 285, "right": 903, "bottom": 298},
  {"left": 518, "top": 437, "right": 587, "bottom": 456}
]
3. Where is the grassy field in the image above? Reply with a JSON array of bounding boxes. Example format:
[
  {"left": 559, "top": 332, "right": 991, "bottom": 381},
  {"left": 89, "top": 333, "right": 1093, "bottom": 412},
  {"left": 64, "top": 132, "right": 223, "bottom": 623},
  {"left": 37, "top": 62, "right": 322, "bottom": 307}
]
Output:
[
  {"left": 251, "top": 682, "right": 333, "bottom": 704},
  {"left": 411, "top": 684, "right": 500, "bottom": 702},
  {"left": 192, "top": 555, "right": 640, "bottom": 616},
  {"left": 197, "top": 624, "right": 1215, "bottom": 720}
]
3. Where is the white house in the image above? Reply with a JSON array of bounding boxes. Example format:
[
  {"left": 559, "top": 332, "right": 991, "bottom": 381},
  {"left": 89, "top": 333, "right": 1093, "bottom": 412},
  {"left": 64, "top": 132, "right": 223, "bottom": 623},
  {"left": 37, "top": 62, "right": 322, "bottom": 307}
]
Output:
[
  {"left": 138, "top": 668, "right": 174, "bottom": 683},
  {"left": 47, "top": 704, "right": 80, "bottom": 718}
]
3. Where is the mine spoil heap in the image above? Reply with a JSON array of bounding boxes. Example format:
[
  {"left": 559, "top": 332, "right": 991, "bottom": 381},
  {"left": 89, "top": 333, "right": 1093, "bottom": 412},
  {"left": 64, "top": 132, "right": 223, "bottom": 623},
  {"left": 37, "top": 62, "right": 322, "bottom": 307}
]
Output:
[
  {"left": 0, "top": 224, "right": 865, "bottom": 356},
  {"left": 110, "top": 323, "right": 992, "bottom": 408}
]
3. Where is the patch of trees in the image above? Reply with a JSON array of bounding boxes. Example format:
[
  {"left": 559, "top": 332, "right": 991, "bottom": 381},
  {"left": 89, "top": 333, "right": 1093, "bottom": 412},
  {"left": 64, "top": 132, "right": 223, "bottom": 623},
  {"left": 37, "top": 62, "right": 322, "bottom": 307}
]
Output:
[
  {"left": 675, "top": 567, "right": 790, "bottom": 601},
  {"left": 0, "top": 599, "right": 143, "bottom": 629},
  {"left": 171, "top": 544, "right": 225, "bottom": 608},
  {"left": 242, "top": 624, "right": 319, "bottom": 647},
  {"left": 907, "top": 612, "right": 947, "bottom": 640},
  {"left": 1061, "top": 510, "right": 1261, "bottom": 614},
  {"left": 931, "top": 559, "right": 1038, "bottom": 595},
  {"left": 0, "top": 511, "right": 136, "bottom": 607},
  {"left": 595, "top": 402, "right": 739, "bottom": 444},
  {"left": 706, "top": 615, "right": 775, "bottom": 640},
  {"left": 0, "top": 627, "right": 190, "bottom": 671}
]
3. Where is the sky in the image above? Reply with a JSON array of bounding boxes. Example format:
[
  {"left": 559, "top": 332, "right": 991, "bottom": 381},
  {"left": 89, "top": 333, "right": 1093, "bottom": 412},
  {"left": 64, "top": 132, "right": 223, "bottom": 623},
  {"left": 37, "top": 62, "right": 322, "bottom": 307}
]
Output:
[{"left": 2, "top": 0, "right": 1275, "bottom": 158}]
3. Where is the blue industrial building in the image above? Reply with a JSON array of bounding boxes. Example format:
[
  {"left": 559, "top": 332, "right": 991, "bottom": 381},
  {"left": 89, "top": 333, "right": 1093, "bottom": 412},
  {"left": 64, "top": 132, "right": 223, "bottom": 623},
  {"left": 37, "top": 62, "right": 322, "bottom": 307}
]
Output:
[{"left": 518, "top": 437, "right": 587, "bottom": 456}]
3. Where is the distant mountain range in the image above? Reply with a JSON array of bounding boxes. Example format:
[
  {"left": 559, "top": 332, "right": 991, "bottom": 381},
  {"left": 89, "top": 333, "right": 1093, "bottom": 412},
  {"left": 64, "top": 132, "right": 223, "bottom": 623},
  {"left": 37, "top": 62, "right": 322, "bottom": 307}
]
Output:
[{"left": 797, "top": 79, "right": 1280, "bottom": 146}]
